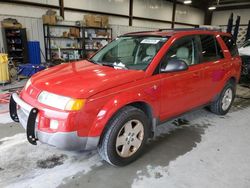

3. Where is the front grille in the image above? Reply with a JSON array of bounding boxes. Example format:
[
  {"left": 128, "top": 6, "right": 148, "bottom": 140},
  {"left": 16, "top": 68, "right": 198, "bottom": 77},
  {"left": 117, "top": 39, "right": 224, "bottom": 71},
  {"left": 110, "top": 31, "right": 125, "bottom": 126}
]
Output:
[
  {"left": 17, "top": 107, "right": 38, "bottom": 129},
  {"left": 17, "top": 107, "right": 29, "bottom": 129}
]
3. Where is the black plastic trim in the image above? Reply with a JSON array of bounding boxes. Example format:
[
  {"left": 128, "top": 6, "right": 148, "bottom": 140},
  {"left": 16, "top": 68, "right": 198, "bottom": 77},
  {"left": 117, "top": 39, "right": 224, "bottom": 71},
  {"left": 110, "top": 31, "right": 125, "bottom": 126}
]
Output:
[
  {"left": 9, "top": 95, "right": 19, "bottom": 122},
  {"left": 26, "top": 108, "right": 39, "bottom": 145}
]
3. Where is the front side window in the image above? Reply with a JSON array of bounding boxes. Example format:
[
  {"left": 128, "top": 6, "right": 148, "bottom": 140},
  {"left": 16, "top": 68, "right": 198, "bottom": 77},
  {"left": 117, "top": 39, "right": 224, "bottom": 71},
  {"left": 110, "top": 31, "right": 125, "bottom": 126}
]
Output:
[
  {"left": 221, "top": 35, "right": 239, "bottom": 57},
  {"left": 160, "top": 36, "right": 198, "bottom": 70},
  {"left": 91, "top": 36, "right": 168, "bottom": 70},
  {"left": 200, "top": 35, "right": 224, "bottom": 62}
]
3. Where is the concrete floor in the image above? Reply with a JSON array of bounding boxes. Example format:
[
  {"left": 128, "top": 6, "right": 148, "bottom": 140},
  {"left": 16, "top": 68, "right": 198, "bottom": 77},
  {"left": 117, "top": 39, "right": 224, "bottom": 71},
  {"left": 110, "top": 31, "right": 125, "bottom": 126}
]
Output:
[{"left": 0, "top": 83, "right": 250, "bottom": 188}]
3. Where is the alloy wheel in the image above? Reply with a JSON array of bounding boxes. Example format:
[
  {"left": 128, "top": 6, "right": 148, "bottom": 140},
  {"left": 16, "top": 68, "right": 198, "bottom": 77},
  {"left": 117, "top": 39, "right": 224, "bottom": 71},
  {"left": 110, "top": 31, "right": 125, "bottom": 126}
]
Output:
[{"left": 115, "top": 120, "right": 144, "bottom": 158}]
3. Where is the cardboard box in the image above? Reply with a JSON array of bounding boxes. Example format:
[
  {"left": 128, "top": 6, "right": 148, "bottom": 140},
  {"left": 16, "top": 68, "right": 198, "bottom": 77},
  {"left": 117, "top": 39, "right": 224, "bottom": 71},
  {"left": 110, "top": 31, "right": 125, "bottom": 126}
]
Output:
[
  {"left": 96, "top": 31, "right": 109, "bottom": 37},
  {"left": 69, "top": 28, "right": 80, "bottom": 38},
  {"left": 84, "top": 15, "right": 102, "bottom": 28},
  {"left": 101, "top": 16, "right": 109, "bottom": 28},
  {"left": 1, "top": 22, "right": 22, "bottom": 29},
  {"left": 1, "top": 18, "right": 22, "bottom": 29},
  {"left": 42, "top": 15, "right": 56, "bottom": 25}
]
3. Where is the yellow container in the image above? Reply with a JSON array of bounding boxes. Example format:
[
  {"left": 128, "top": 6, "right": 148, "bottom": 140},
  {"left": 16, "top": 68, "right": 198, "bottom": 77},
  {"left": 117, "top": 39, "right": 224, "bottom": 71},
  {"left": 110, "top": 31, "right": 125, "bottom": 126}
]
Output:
[{"left": 0, "top": 53, "right": 10, "bottom": 84}]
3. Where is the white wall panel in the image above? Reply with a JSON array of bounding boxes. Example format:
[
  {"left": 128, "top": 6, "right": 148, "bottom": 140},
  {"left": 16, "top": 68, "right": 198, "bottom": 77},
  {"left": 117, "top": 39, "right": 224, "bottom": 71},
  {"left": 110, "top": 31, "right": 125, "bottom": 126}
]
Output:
[
  {"left": 212, "top": 9, "right": 250, "bottom": 26},
  {"left": 111, "top": 24, "right": 158, "bottom": 38},
  {"left": 64, "top": 0, "right": 129, "bottom": 15},
  {"left": 64, "top": 11, "right": 129, "bottom": 25},
  {"left": 15, "top": 0, "right": 58, "bottom": 6},
  {"left": 133, "top": 19, "right": 171, "bottom": 29},
  {"left": 174, "top": 24, "right": 194, "bottom": 28},
  {"left": 175, "top": 4, "right": 204, "bottom": 25},
  {"left": 0, "top": 3, "right": 58, "bottom": 18},
  {"left": 133, "top": 0, "right": 173, "bottom": 21},
  {"left": 0, "top": 15, "right": 45, "bottom": 61}
]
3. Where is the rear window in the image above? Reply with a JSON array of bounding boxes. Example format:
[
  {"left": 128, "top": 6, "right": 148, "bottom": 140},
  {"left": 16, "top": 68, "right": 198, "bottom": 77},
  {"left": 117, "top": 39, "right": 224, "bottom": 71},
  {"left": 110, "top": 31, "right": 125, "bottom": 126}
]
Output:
[
  {"left": 221, "top": 35, "right": 239, "bottom": 57},
  {"left": 200, "top": 35, "right": 224, "bottom": 62}
]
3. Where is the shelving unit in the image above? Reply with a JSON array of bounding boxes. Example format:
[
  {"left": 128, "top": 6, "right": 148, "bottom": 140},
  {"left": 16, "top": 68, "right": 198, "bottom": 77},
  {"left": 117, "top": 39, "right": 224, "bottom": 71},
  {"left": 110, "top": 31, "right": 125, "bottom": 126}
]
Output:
[
  {"left": 2, "top": 28, "right": 28, "bottom": 64},
  {"left": 84, "top": 27, "right": 112, "bottom": 57},
  {"left": 43, "top": 24, "right": 85, "bottom": 62}
]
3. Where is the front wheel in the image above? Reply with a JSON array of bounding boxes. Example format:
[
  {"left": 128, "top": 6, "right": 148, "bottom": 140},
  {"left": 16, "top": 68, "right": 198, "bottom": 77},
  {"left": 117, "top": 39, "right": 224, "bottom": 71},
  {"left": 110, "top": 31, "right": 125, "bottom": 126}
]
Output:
[
  {"left": 209, "top": 82, "right": 236, "bottom": 115},
  {"left": 97, "top": 106, "right": 150, "bottom": 166}
]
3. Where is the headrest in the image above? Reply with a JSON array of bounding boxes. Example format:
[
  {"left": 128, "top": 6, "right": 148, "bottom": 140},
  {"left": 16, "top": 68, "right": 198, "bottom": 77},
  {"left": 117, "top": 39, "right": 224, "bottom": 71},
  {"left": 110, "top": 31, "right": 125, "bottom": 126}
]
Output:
[
  {"left": 176, "top": 47, "right": 189, "bottom": 59},
  {"left": 146, "top": 45, "right": 156, "bottom": 56}
]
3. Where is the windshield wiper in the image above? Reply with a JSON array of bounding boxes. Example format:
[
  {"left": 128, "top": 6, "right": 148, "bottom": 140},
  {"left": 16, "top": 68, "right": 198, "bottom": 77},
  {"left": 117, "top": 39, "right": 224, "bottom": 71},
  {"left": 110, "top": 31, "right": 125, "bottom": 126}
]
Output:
[
  {"left": 103, "top": 63, "right": 128, "bottom": 70},
  {"left": 101, "top": 63, "right": 114, "bottom": 68},
  {"left": 88, "top": 59, "right": 98, "bottom": 64},
  {"left": 89, "top": 60, "right": 128, "bottom": 70}
]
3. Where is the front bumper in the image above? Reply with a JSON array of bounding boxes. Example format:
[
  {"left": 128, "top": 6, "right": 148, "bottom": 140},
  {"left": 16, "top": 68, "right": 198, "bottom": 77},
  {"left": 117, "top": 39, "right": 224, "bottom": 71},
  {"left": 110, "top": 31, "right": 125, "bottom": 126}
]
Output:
[{"left": 9, "top": 93, "right": 99, "bottom": 151}]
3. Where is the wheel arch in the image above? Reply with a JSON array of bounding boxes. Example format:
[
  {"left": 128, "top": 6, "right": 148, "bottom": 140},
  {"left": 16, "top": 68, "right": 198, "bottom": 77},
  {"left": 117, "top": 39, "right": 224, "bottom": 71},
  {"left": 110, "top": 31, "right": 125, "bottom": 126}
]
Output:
[
  {"left": 213, "top": 76, "right": 237, "bottom": 102},
  {"left": 88, "top": 99, "right": 156, "bottom": 141}
]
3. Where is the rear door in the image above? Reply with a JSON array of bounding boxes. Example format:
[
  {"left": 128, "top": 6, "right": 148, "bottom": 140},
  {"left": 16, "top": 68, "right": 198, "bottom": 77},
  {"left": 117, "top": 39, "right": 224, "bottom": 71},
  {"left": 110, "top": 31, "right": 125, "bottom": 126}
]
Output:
[
  {"left": 159, "top": 35, "right": 205, "bottom": 120},
  {"left": 197, "top": 34, "right": 227, "bottom": 102},
  {"left": 220, "top": 35, "right": 242, "bottom": 80}
]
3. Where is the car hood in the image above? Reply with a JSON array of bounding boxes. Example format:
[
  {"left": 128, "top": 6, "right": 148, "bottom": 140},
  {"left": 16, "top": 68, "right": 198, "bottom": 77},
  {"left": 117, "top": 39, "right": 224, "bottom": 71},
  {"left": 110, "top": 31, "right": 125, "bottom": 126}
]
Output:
[
  {"left": 31, "top": 60, "right": 145, "bottom": 99},
  {"left": 239, "top": 47, "right": 250, "bottom": 56}
]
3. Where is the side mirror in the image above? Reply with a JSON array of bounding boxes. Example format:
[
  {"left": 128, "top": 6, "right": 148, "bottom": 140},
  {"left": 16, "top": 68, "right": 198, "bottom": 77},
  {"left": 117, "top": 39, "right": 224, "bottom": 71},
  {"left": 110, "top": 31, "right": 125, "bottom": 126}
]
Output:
[{"left": 161, "top": 59, "right": 188, "bottom": 73}]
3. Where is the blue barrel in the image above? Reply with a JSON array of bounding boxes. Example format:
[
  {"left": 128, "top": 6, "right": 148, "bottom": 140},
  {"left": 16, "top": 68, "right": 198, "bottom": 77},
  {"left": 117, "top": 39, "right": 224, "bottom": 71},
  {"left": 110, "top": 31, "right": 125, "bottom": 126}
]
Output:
[{"left": 28, "top": 41, "right": 41, "bottom": 65}]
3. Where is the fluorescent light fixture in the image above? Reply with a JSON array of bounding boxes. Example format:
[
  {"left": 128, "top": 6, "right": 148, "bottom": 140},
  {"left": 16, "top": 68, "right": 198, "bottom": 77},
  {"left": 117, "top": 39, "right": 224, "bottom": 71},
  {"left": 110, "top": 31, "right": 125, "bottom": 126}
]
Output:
[
  {"left": 184, "top": 0, "right": 192, "bottom": 4},
  {"left": 208, "top": 6, "right": 216, "bottom": 10}
]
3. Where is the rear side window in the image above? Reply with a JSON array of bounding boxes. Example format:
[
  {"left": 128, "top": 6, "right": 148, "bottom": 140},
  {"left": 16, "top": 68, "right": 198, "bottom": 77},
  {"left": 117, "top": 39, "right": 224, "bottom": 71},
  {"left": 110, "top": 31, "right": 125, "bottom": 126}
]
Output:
[
  {"left": 221, "top": 35, "right": 239, "bottom": 57},
  {"left": 200, "top": 35, "right": 224, "bottom": 62}
]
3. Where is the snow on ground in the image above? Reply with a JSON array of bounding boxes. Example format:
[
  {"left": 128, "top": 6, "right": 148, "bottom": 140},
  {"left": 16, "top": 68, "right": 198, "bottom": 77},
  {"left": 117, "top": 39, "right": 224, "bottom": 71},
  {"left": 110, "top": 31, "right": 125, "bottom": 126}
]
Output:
[
  {"left": 132, "top": 107, "right": 250, "bottom": 188},
  {"left": 0, "top": 134, "right": 103, "bottom": 188},
  {"left": 0, "top": 84, "right": 249, "bottom": 187},
  {"left": 0, "top": 113, "right": 12, "bottom": 124}
]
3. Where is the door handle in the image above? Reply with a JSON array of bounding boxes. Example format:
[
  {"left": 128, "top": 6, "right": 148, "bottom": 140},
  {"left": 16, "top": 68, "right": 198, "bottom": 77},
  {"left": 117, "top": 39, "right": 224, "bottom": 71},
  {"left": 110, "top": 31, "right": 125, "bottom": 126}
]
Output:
[{"left": 152, "top": 85, "right": 158, "bottom": 90}]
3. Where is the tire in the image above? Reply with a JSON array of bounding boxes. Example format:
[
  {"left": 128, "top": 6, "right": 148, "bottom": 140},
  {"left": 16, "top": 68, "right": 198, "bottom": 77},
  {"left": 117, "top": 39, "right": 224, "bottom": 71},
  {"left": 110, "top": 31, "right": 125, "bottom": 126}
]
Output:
[
  {"left": 97, "top": 106, "right": 150, "bottom": 166},
  {"left": 209, "top": 81, "right": 236, "bottom": 115}
]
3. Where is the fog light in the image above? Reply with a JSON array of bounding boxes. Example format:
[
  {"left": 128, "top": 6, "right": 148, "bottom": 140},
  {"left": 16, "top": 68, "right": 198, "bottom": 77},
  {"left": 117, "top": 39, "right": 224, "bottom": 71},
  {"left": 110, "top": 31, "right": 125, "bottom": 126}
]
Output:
[{"left": 50, "top": 120, "right": 59, "bottom": 130}]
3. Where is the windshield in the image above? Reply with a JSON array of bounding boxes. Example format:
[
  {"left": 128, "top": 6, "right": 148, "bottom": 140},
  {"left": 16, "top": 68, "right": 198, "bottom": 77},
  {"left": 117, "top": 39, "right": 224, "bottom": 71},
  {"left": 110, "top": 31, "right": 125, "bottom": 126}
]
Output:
[{"left": 90, "top": 36, "right": 168, "bottom": 70}]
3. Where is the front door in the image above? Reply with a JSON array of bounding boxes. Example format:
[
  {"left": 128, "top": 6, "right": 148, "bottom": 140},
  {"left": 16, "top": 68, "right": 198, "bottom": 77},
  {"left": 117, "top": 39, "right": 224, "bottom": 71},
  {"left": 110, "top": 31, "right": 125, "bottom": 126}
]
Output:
[{"left": 159, "top": 35, "right": 204, "bottom": 121}]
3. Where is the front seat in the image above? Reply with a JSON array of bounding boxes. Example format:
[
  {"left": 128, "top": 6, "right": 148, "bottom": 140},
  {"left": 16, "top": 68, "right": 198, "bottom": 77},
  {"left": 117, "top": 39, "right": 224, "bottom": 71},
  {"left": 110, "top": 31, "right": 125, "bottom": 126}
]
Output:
[
  {"left": 142, "top": 45, "right": 157, "bottom": 64},
  {"left": 176, "top": 47, "right": 190, "bottom": 65}
]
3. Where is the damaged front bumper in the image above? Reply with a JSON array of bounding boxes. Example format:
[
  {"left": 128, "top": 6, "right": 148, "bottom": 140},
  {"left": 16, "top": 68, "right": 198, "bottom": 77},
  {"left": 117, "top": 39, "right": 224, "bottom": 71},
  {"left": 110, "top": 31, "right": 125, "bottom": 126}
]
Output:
[{"left": 9, "top": 93, "right": 99, "bottom": 151}]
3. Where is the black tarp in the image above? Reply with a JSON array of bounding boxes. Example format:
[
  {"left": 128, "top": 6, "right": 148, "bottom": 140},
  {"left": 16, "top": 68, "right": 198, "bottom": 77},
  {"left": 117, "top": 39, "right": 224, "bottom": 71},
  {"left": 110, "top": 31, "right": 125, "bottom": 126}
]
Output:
[
  {"left": 227, "top": 13, "right": 233, "bottom": 34},
  {"left": 245, "top": 20, "right": 250, "bottom": 41},
  {"left": 233, "top": 16, "right": 241, "bottom": 41}
]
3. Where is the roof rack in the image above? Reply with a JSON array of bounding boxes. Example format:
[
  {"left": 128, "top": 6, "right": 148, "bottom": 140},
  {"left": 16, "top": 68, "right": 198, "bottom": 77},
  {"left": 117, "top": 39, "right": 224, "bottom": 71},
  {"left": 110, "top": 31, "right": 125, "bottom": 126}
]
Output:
[
  {"left": 158, "top": 27, "right": 222, "bottom": 32},
  {"left": 123, "top": 30, "right": 156, "bottom": 35}
]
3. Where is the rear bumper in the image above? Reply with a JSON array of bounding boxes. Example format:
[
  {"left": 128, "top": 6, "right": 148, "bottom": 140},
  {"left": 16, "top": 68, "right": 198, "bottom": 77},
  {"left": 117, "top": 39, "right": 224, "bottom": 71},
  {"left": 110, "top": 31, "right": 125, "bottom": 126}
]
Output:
[{"left": 9, "top": 93, "right": 99, "bottom": 151}]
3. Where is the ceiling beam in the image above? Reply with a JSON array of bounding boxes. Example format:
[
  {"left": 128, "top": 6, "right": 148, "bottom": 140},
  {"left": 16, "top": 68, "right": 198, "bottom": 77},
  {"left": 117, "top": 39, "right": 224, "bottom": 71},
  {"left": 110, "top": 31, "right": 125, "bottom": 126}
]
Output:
[
  {"left": 171, "top": 0, "right": 177, "bottom": 28},
  {"left": 129, "top": 0, "right": 133, "bottom": 26},
  {"left": 59, "top": 0, "right": 64, "bottom": 19}
]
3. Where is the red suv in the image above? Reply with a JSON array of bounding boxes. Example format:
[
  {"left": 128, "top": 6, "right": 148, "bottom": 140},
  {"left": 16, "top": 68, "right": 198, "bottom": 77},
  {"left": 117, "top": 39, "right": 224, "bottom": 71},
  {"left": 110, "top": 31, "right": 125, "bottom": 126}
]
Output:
[{"left": 10, "top": 29, "right": 241, "bottom": 166}]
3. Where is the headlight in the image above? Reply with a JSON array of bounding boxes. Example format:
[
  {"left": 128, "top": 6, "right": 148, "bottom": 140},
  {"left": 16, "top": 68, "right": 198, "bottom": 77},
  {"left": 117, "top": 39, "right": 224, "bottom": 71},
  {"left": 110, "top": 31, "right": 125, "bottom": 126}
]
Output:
[
  {"left": 38, "top": 91, "right": 85, "bottom": 111},
  {"left": 24, "top": 78, "right": 32, "bottom": 90}
]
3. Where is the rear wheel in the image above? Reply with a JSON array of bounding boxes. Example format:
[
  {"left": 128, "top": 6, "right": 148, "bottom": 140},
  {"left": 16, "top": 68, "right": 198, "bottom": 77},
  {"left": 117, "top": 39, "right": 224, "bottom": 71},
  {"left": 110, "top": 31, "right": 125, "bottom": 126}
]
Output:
[
  {"left": 97, "top": 106, "right": 150, "bottom": 166},
  {"left": 209, "top": 81, "right": 236, "bottom": 115}
]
